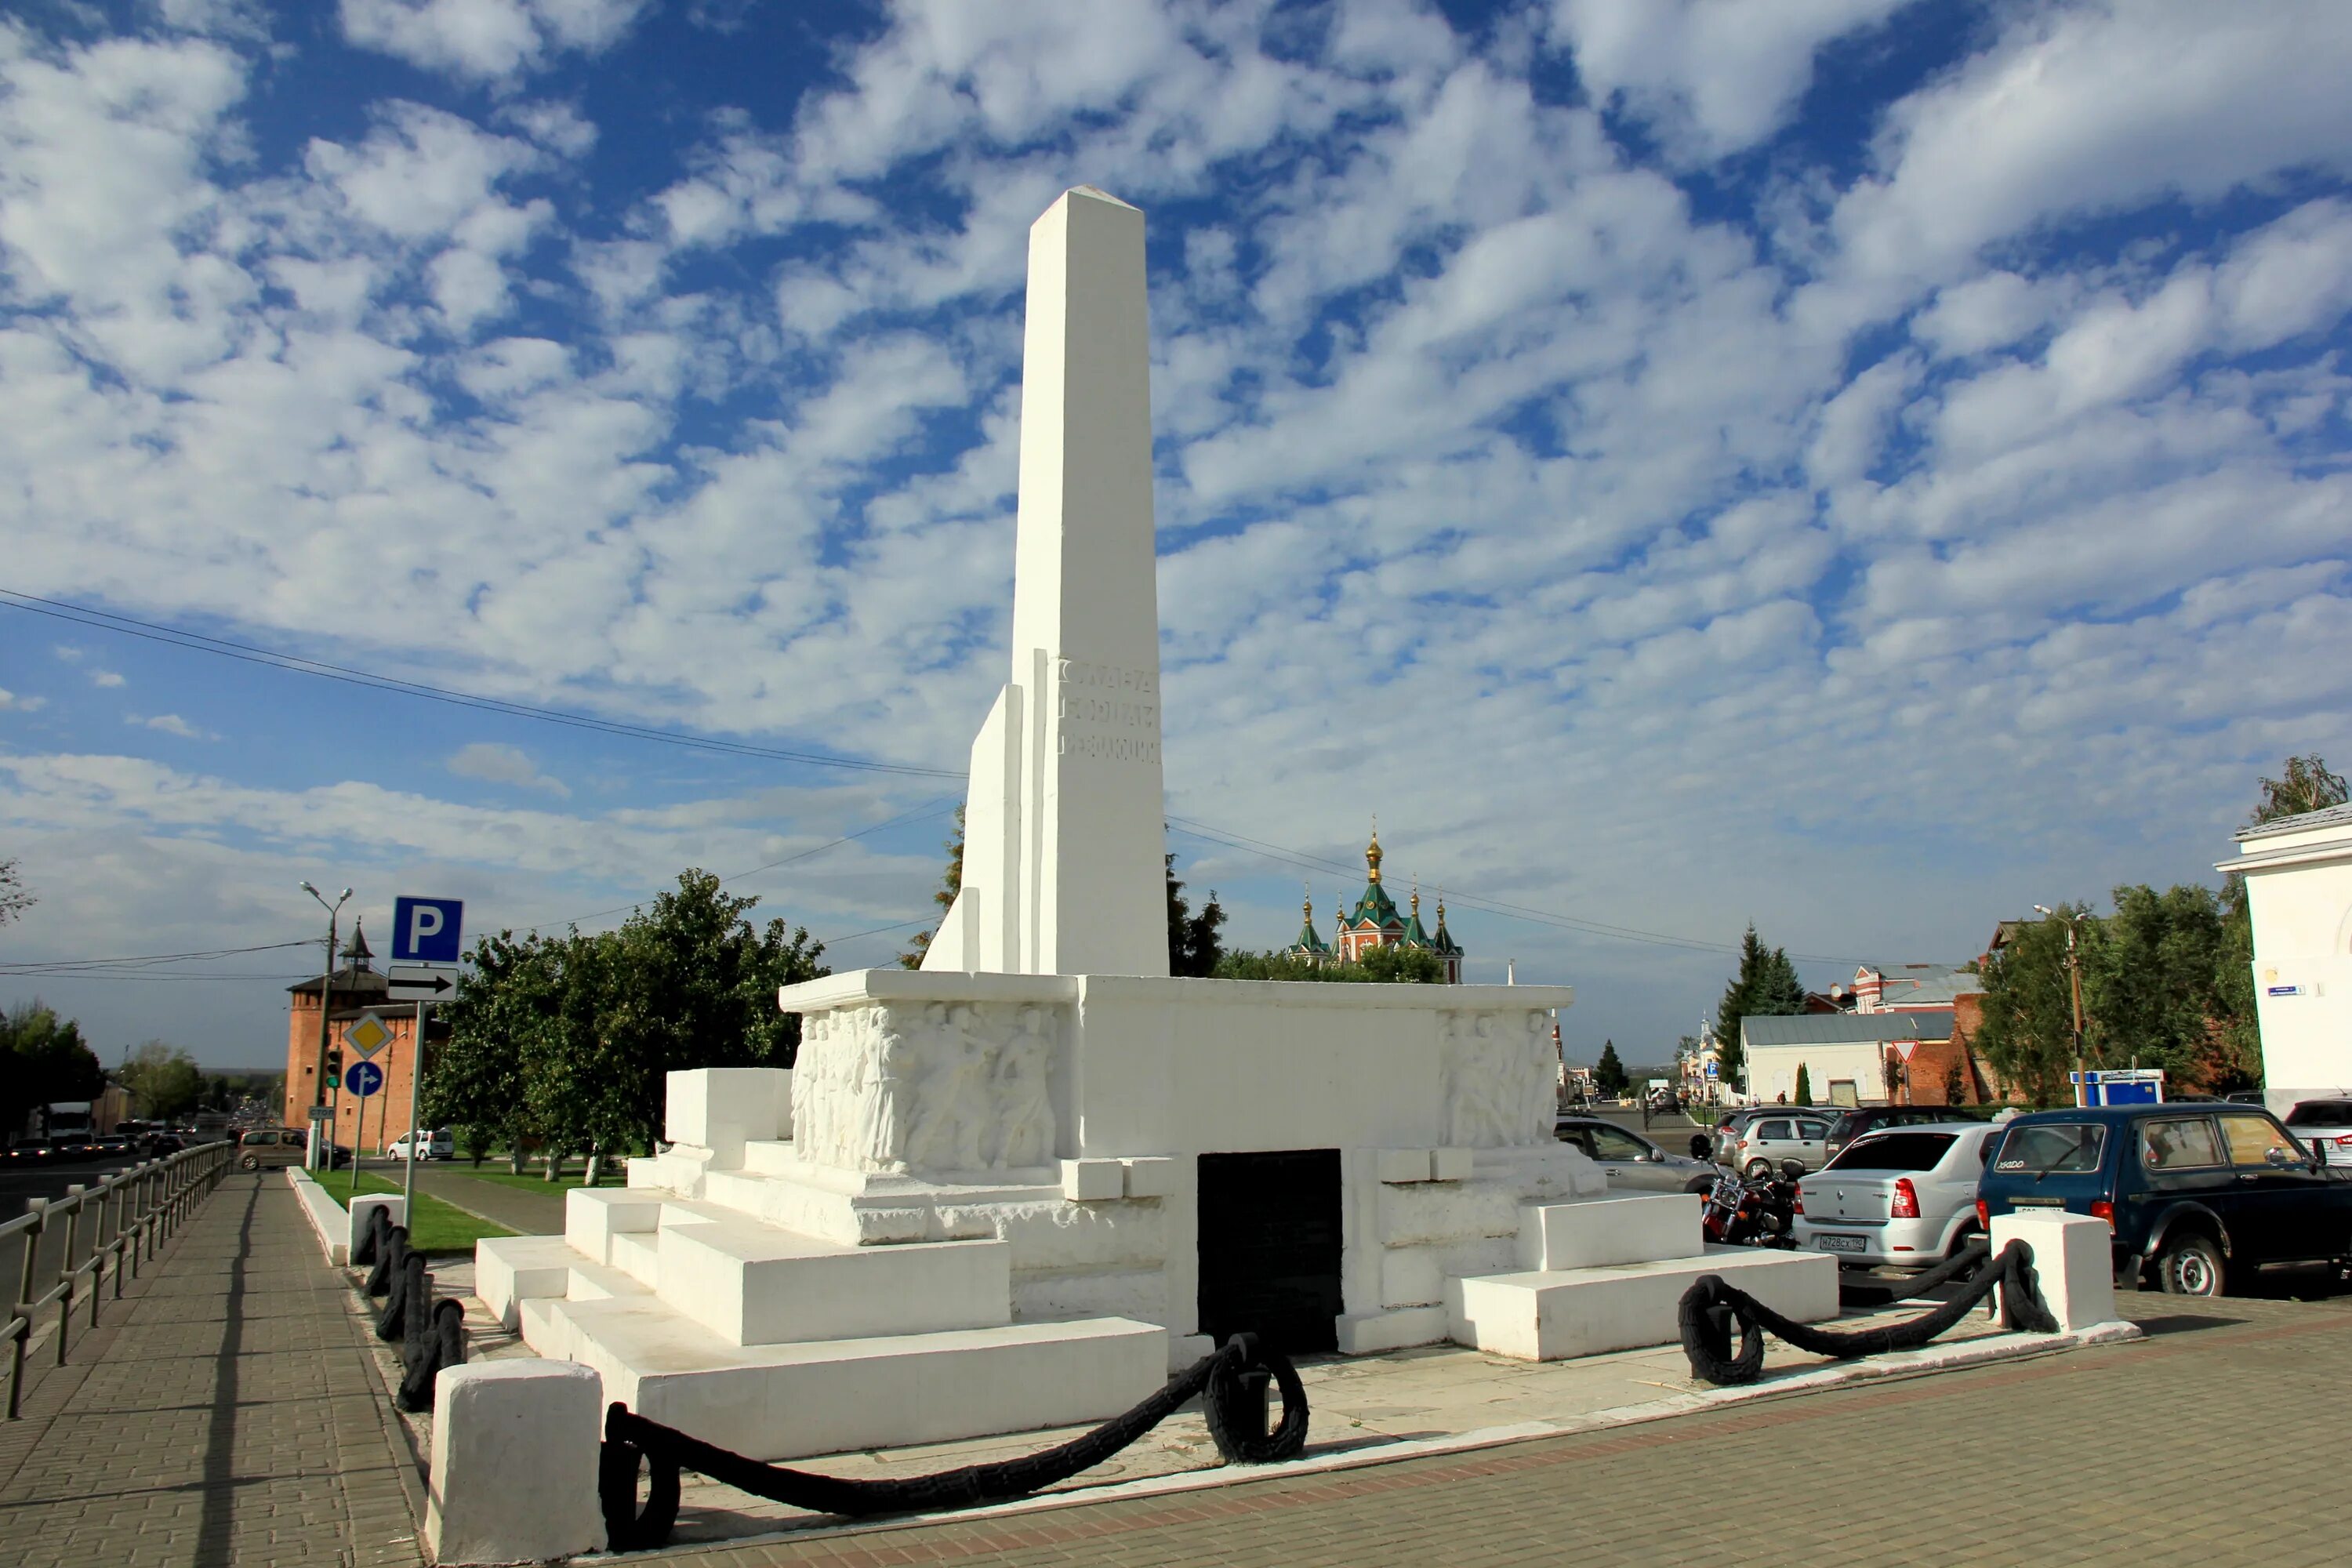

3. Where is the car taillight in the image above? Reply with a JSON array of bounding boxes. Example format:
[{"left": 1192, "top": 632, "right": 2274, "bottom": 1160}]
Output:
[
  {"left": 2089, "top": 1200, "right": 2115, "bottom": 1232},
  {"left": 1793, "top": 1187, "right": 1806, "bottom": 1216},
  {"left": 1891, "top": 1178, "right": 1919, "bottom": 1219},
  {"left": 1975, "top": 1198, "right": 1990, "bottom": 1229}
]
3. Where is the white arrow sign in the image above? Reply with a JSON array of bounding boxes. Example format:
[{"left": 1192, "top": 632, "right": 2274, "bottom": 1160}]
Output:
[{"left": 387, "top": 965, "right": 459, "bottom": 1003}]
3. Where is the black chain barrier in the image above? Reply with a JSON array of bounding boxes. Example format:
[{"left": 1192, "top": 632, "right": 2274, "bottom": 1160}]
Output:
[
  {"left": 1680, "top": 1236, "right": 2059, "bottom": 1386},
  {"left": 357, "top": 1205, "right": 467, "bottom": 1410},
  {"left": 598, "top": 1331, "right": 1310, "bottom": 1552},
  {"left": 1837, "top": 1236, "right": 1993, "bottom": 1308}
]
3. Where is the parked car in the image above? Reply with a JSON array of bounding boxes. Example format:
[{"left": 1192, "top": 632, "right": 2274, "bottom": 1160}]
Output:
[
  {"left": 387, "top": 1127, "right": 456, "bottom": 1162},
  {"left": 2283, "top": 1098, "right": 2352, "bottom": 1168},
  {"left": 1553, "top": 1116, "right": 1719, "bottom": 1191},
  {"left": 1822, "top": 1104, "right": 1994, "bottom": 1164},
  {"left": 236, "top": 1128, "right": 350, "bottom": 1171},
  {"left": 1977, "top": 1105, "right": 2352, "bottom": 1296},
  {"left": 1795, "top": 1123, "right": 2001, "bottom": 1267},
  {"left": 1726, "top": 1112, "right": 1835, "bottom": 1178}
]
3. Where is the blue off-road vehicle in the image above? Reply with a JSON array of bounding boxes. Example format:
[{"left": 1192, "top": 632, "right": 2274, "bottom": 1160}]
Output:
[{"left": 1977, "top": 1104, "right": 2352, "bottom": 1297}]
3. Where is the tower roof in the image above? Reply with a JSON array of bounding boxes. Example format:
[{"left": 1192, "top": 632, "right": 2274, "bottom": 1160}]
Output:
[
  {"left": 340, "top": 918, "right": 373, "bottom": 967},
  {"left": 1348, "top": 826, "right": 1399, "bottom": 925},
  {"left": 1432, "top": 898, "right": 1464, "bottom": 956},
  {"left": 1289, "top": 889, "right": 1331, "bottom": 955}
]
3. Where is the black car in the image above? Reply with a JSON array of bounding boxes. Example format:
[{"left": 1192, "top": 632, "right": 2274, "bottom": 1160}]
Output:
[
  {"left": 1824, "top": 1104, "right": 1992, "bottom": 1163},
  {"left": 1977, "top": 1104, "right": 2352, "bottom": 1296}
]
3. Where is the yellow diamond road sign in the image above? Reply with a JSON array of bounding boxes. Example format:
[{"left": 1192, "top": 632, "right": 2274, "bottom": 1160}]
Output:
[{"left": 347, "top": 1011, "right": 394, "bottom": 1059}]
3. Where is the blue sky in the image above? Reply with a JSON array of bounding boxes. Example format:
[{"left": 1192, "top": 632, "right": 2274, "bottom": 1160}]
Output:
[{"left": 2, "top": 0, "right": 2349, "bottom": 1070}]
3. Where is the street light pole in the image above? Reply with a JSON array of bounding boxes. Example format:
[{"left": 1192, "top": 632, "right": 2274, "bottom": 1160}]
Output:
[
  {"left": 301, "top": 882, "right": 351, "bottom": 1171},
  {"left": 2034, "top": 903, "right": 2086, "bottom": 1100}
]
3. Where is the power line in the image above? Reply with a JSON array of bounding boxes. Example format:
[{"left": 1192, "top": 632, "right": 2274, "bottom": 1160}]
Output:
[
  {"left": 0, "top": 939, "right": 318, "bottom": 975},
  {"left": 5, "top": 588, "right": 1856, "bottom": 965},
  {"left": 0, "top": 589, "right": 963, "bottom": 781}
]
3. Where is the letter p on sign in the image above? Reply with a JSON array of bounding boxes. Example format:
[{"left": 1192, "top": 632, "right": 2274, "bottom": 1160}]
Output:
[{"left": 391, "top": 895, "right": 464, "bottom": 964}]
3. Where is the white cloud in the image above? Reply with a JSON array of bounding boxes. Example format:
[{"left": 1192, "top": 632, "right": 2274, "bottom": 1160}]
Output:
[
  {"left": 129, "top": 713, "right": 216, "bottom": 739},
  {"left": 446, "top": 741, "right": 570, "bottom": 797},
  {"left": 338, "top": 0, "right": 651, "bottom": 85},
  {"left": 0, "top": 688, "right": 47, "bottom": 711},
  {"left": 1552, "top": 0, "right": 1921, "bottom": 160},
  {"left": 90, "top": 670, "right": 125, "bottom": 688}
]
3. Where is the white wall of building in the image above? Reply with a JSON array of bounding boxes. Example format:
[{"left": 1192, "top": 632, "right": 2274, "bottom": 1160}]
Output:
[
  {"left": 1744, "top": 1042, "right": 1885, "bottom": 1105},
  {"left": 2225, "top": 811, "right": 2352, "bottom": 1116}
]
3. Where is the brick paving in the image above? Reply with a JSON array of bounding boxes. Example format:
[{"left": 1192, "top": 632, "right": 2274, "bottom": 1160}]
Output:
[
  {"left": 643, "top": 1294, "right": 2352, "bottom": 1568},
  {"left": 0, "top": 1172, "right": 423, "bottom": 1568}
]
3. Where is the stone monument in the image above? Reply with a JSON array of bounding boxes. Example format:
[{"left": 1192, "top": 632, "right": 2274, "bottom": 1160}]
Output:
[{"left": 475, "top": 187, "right": 1834, "bottom": 1465}]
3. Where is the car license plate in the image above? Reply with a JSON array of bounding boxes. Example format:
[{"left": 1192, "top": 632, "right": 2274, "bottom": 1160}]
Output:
[{"left": 1817, "top": 1234, "right": 1866, "bottom": 1254}]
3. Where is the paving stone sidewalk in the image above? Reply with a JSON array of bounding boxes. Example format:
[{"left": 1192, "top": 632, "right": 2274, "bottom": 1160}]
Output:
[
  {"left": 0, "top": 1172, "right": 424, "bottom": 1568},
  {"left": 643, "top": 1293, "right": 2352, "bottom": 1568}
]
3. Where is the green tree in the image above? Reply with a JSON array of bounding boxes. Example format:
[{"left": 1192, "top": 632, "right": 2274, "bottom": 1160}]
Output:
[
  {"left": 900, "top": 807, "right": 965, "bottom": 969},
  {"left": 0, "top": 856, "right": 31, "bottom": 925},
  {"left": 1212, "top": 945, "right": 1447, "bottom": 983},
  {"left": 2251, "top": 753, "right": 2349, "bottom": 824},
  {"left": 427, "top": 927, "right": 558, "bottom": 1174},
  {"left": 118, "top": 1040, "right": 203, "bottom": 1121},
  {"left": 2089, "top": 884, "right": 2254, "bottom": 1091},
  {"left": 1974, "top": 905, "right": 2091, "bottom": 1108},
  {"left": 1165, "top": 855, "right": 1228, "bottom": 977},
  {"left": 1, "top": 1000, "right": 103, "bottom": 1135},
  {"left": 1794, "top": 1062, "right": 1813, "bottom": 1106},
  {"left": 1713, "top": 924, "right": 1805, "bottom": 1093},
  {"left": 1594, "top": 1040, "right": 1628, "bottom": 1097}
]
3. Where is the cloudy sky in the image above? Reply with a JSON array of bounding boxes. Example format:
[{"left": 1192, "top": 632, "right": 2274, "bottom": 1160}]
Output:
[{"left": 2, "top": 0, "right": 2348, "bottom": 1071}]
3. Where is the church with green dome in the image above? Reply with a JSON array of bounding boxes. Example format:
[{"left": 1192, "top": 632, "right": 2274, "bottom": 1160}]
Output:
[{"left": 1282, "top": 829, "right": 1465, "bottom": 982}]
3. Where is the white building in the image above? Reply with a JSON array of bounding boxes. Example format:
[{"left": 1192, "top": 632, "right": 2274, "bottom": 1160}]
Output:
[
  {"left": 2221, "top": 802, "right": 2352, "bottom": 1116},
  {"left": 1740, "top": 1012, "right": 1955, "bottom": 1108}
]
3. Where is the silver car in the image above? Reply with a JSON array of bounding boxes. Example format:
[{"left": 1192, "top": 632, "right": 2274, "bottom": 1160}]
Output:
[
  {"left": 1793, "top": 1122, "right": 2001, "bottom": 1268},
  {"left": 1554, "top": 1116, "right": 1719, "bottom": 1192},
  {"left": 1726, "top": 1112, "right": 1835, "bottom": 1177}
]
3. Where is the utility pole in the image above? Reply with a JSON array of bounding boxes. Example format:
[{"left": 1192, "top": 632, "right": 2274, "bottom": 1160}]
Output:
[
  {"left": 300, "top": 883, "right": 351, "bottom": 1171},
  {"left": 2034, "top": 903, "right": 2087, "bottom": 1101}
]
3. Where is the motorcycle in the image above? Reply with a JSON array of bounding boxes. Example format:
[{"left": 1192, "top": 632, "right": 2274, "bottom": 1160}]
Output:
[{"left": 1696, "top": 1159, "right": 1804, "bottom": 1248}]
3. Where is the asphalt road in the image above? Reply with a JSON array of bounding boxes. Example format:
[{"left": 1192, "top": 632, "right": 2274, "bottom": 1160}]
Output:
[{"left": 1, "top": 1156, "right": 141, "bottom": 1310}]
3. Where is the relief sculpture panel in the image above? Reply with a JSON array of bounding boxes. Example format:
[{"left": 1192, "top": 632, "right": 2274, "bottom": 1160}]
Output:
[
  {"left": 1439, "top": 1009, "right": 1559, "bottom": 1148},
  {"left": 792, "top": 1000, "right": 1063, "bottom": 1176}
]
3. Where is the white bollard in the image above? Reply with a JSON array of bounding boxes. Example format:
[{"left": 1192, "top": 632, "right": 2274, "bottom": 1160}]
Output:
[
  {"left": 426, "top": 1360, "right": 605, "bottom": 1565},
  {"left": 1989, "top": 1210, "right": 2118, "bottom": 1331},
  {"left": 350, "top": 1195, "right": 406, "bottom": 1260}
]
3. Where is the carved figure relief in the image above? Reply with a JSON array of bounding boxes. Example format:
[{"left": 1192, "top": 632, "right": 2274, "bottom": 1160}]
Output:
[
  {"left": 792, "top": 999, "right": 1064, "bottom": 1177},
  {"left": 1440, "top": 1009, "right": 1556, "bottom": 1148}
]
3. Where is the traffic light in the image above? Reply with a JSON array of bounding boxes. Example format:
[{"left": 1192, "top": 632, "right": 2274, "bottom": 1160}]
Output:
[{"left": 326, "top": 1047, "right": 343, "bottom": 1077}]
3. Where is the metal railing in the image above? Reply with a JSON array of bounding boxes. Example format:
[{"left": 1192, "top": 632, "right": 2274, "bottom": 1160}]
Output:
[{"left": 2, "top": 1138, "right": 236, "bottom": 1418}]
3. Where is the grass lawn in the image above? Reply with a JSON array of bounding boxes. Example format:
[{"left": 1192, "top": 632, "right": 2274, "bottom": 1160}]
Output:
[
  {"left": 428, "top": 1166, "right": 606, "bottom": 1195},
  {"left": 351, "top": 1171, "right": 517, "bottom": 1256}
]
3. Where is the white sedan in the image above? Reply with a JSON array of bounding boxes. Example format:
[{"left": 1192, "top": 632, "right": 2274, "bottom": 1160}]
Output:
[{"left": 1792, "top": 1122, "right": 2001, "bottom": 1268}]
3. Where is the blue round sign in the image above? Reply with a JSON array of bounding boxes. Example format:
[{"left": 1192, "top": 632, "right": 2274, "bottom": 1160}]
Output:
[{"left": 344, "top": 1060, "right": 384, "bottom": 1098}]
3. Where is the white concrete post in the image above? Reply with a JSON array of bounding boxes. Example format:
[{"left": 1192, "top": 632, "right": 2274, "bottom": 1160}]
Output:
[
  {"left": 1989, "top": 1210, "right": 2118, "bottom": 1331},
  {"left": 350, "top": 1194, "right": 406, "bottom": 1260},
  {"left": 426, "top": 1360, "right": 604, "bottom": 1565}
]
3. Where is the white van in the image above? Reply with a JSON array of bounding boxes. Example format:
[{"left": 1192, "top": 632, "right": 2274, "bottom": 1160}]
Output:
[{"left": 387, "top": 1127, "right": 456, "bottom": 1161}]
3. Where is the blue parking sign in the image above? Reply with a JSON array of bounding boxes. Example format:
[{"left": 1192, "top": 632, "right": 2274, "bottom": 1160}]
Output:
[{"left": 391, "top": 896, "right": 464, "bottom": 964}]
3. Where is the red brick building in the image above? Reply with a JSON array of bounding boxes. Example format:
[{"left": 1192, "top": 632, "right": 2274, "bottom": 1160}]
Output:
[{"left": 281, "top": 921, "right": 444, "bottom": 1152}]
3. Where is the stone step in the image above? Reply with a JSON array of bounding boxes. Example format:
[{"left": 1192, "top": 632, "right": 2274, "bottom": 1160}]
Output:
[
  {"left": 609, "top": 1229, "right": 662, "bottom": 1288},
  {"left": 566, "top": 1258, "right": 652, "bottom": 1302},
  {"left": 477, "top": 1234, "right": 584, "bottom": 1330},
  {"left": 1447, "top": 1246, "right": 1839, "bottom": 1362},
  {"left": 652, "top": 1218, "right": 1013, "bottom": 1346},
  {"left": 547, "top": 1294, "right": 1168, "bottom": 1461},
  {"left": 1515, "top": 1194, "right": 1704, "bottom": 1272},
  {"left": 565, "top": 1187, "right": 739, "bottom": 1263},
  {"left": 742, "top": 1138, "right": 798, "bottom": 1175}
]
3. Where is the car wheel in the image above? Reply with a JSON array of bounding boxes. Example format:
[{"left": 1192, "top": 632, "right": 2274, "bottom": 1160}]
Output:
[
  {"left": 1744, "top": 1159, "right": 1773, "bottom": 1179},
  {"left": 239, "top": 1153, "right": 260, "bottom": 1171},
  {"left": 2155, "top": 1232, "right": 2227, "bottom": 1297}
]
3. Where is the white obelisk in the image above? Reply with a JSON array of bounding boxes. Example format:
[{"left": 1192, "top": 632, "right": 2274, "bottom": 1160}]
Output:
[{"left": 924, "top": 187, "right": 1169, "bottom": 978}]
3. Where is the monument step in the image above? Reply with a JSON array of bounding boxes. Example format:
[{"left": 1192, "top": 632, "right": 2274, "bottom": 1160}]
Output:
[
  {"left": 547, "top": 1295, "right": 1168, "bottom": 1461},
  {"left": 564, "top": 1185, "right": 740, "bottom": 1262},
  {"left": 742, "top": 1138, "right": 798, "bottom": 1175},
  {"left": 653, "top": 1218, "right": 1013, "bottom": 1346},
  {"left": 608, "top": 1229, "right": 662, "bottom": 1287},
  {"left": 566, "top": 1258, "right": 652, "bottom": 1301},
  {"left": 1446, "top": 1246, "right": 1839, "bottom": 1362},
  {"left": 1515, "top": 1193, "right": 1705, "bottom": 1272},
  {"left": 477, "top": 1233, "right": 582, "bottom": 1331}
]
